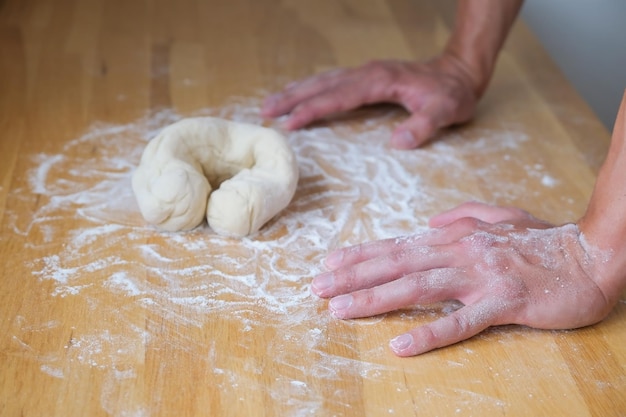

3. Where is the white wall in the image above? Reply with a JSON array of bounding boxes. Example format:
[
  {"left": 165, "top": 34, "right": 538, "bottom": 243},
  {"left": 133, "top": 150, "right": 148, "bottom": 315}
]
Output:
[{"left": 521, "top": 0, "right": 626, "bottom": 129}]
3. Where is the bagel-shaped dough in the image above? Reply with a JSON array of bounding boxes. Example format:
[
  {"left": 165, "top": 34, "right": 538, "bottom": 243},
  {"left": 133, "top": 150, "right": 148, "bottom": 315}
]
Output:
[{"left": 132, "top": 117, "right": 299, "bottom": 237}]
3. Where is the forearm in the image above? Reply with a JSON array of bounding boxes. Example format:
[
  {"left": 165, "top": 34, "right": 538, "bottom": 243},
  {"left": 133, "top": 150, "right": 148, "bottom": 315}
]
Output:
[
  {"left": 443, "top": 0, "right": 524, "bottom": 97},
  {"left": 579, "top": 90, "right": 626, "bottom": 299}
]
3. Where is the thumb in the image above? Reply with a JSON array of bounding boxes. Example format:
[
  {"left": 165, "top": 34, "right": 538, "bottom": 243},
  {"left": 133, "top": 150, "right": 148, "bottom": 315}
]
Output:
[
  {"left": 390, "top": 112, "right": 440, "bottom": 149},
  {"left": 429, "top": 201, "right": 509, "bottom": 227},
  {"left": 429, "top": 201, "right": 538, "bottom": 228}
]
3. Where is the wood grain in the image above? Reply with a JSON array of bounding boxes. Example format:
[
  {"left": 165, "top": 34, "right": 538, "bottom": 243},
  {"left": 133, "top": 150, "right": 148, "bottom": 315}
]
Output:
[{"left": 1, "top": 1, "right": 624, "bottom": 416}]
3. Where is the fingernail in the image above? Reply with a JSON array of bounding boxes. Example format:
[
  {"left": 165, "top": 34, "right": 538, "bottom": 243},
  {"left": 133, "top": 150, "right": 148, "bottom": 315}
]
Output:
[
  {"left": 394, "top": 130, "right": 417, "bottom": 149},
  {"left": 311, "top": 273, "right": 334, "bottom": 293},
  {"left": 390, "top": 334, "right": 413, "bottom": 351},
  {"left": 324, "top": 250, "right": 343, "bottom": 269},
  {"left": 329, "top": 294, "right": 353, "bottom": 314}
]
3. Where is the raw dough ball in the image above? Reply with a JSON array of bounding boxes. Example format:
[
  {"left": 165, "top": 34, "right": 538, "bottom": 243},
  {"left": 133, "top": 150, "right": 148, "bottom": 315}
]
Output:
[{"left": 132, "top": 117, "right": 299, "bottom": 237}]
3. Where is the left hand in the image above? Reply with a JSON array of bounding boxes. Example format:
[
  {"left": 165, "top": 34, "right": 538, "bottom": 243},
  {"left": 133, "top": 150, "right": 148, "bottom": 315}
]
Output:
[
  {"left": 311, "top": 202, "right": 616, "bottom": 356},
  {"left": 261, "top": 57, "right": 478, "bottom": 149}
]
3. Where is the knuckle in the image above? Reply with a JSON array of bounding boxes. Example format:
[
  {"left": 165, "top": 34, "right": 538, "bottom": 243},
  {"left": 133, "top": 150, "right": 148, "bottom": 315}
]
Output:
[
  {"left": 487, "top": 257, "right": 512, "bottom": 276},
  {"left": 289, "top": 105, "right": 310, "bottom": 121},
  {"left": 384, "top": 249, "right": 413, "bottom": 272},
  {"left": 345, "top": 243, "right": 364, "bottom": 261},
  {"left": 450, "top": 313, "right": 471, "bottom": 336},
  {"left": 404, "top": 273, "right": 424, "bottom": 291},
  {"left": 498, "top": 274, "right": 528, "bottom": 299},
  {"left": 336, "top": 266, "right": 358, "bottom": 291},
  {"left": 363, "top": 60, "right": 393, "bottom": 82},
  {"left": 361, "top": 288, "right": 378, "bottom": 307},
  {"left": 451, "top": 217, "right": 483, "bottom": 235},
  {"left": 408, "top": 113, "right": 432, "bottom": 130},
  {"left": 418, "top": 325, "right": 439, "bottom": 350},
  {"left": 418, "top": 116, "right": 436, "bottom": 133},
  {"left": 291, "top": 103, "right": 320, "bottom": 125},
  {"left": 326, "top": 95, "right": 351, "bottom": 113},
  {"left": 439, "top": 93, "right": 462, "bottom": 113}
]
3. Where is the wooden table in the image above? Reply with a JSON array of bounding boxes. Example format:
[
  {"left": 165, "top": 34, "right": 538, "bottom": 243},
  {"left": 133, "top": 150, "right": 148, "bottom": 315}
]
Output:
[{"left": 1, "top": 1, "right": 625, "bottom": 416}]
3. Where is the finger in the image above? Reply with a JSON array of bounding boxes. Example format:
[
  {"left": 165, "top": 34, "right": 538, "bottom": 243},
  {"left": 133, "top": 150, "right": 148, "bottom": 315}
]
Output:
[
  {"left": 325, "top": 233, "right": 429, "bottom": 270},
  {"left": 429, "top": 201, "right": 532, "bottom": 228},
  {"left": 324, "top": 220, "right": 483, "bottom": 271},
  {"left": 261, "top": 69, "right": 347, "bottom": 118},
  {"left": 312, "top": 244, "right": 461, "bottom": 298},
  {"left": 389, "top": 299, "right": 499, "bottom": 356},
  {"left": 281, "top": 80, "right": 388, "bottom": 130},
  {"left": 327, "top": 268, "right": 463, "bottom": 319},
  {"left": 390, "top": 109, "right": 445, "bottom": 149}
]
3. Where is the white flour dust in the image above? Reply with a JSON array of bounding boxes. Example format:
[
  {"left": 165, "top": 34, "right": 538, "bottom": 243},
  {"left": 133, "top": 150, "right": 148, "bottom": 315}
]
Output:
[{"left": 9, "top": 96, "right": 574, "bottom": 415}]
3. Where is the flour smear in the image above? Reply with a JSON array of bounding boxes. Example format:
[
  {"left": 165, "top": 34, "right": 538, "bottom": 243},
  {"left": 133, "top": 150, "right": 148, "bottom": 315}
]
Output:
[{"left": 10, "top": 96, "right": 573, "bottom": 416}]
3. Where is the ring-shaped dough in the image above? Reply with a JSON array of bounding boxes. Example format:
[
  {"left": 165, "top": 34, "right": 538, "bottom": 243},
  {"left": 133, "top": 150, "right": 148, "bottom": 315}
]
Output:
[{"left": 132, "top": 117, "right": 299, "bottom": 237}]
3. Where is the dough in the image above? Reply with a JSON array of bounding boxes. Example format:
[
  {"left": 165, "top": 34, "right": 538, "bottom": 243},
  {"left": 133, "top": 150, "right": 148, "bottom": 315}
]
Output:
[{"left": 132, "top": 117, "right": 299, "bottom": 237}]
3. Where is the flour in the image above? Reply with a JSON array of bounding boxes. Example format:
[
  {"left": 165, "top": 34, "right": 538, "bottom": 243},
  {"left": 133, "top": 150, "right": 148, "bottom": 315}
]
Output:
[{"left": 10, "top": 95, "right": 585, "bottom": 416}]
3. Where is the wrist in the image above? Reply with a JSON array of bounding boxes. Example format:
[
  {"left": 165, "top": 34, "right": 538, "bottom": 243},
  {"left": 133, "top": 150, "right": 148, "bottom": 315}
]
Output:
[
  {"left": 443, "top": 0, "right": 524, "bottom": 98},
  {"left": 577, "top": 217, "right": 626, "bottom": 303},
  {"left": 577, "top": 90, "right": 626, "bottom": 301},
  {"left": 436, "top": 49, "right": 492, "bottom": 99}
]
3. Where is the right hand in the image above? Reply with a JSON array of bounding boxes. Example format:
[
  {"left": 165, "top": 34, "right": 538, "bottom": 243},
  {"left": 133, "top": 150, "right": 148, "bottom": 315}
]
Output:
[
  {"left": 262, "top": 55, "right": 479, "bottom": 149},
  {"left": 311, "top": 202, "right": 618, "bottom": 356}
]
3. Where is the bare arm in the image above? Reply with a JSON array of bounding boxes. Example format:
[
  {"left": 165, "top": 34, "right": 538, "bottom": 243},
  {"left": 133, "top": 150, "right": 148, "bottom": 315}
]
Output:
[
  {"left": 579, "top": 90, "right": 626, "bottom": 301},
  {"left": 444, "top": 0, "right": 524, "bottom": 97},
  {"left": 262, "top": 0, "right": 524, "bottom": 148}
]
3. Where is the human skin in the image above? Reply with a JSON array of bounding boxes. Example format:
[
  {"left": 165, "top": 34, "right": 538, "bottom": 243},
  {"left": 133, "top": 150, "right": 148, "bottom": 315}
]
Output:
[
  {"left": 263, "top": 0, "right": 626, "bottom": 355},
  {"left": 262, "top": 0, "right": 524, "bottom": 149},
  {"left": 311, "top": 92, "right": 626, "bottom": 356}
]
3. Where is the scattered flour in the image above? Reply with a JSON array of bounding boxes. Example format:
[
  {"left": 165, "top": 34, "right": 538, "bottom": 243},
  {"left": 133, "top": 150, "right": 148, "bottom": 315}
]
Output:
[{"left": 8, "top": 95, "right": 587, "bottom": 416}]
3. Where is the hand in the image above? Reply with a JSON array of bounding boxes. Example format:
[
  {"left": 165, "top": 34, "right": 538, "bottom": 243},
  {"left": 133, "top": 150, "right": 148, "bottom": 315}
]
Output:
[
  {"left": 311, "top": 202, "right": 617, "bottom": 356},
  {"left": 262, "top": 55, "right": 478, "bottom": 149}
]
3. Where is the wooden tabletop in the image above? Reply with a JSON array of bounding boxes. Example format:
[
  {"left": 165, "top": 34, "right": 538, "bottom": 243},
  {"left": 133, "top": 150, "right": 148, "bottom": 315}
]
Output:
[{"left": 1, "top": 0, "right": 625, "bottom": 416}]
